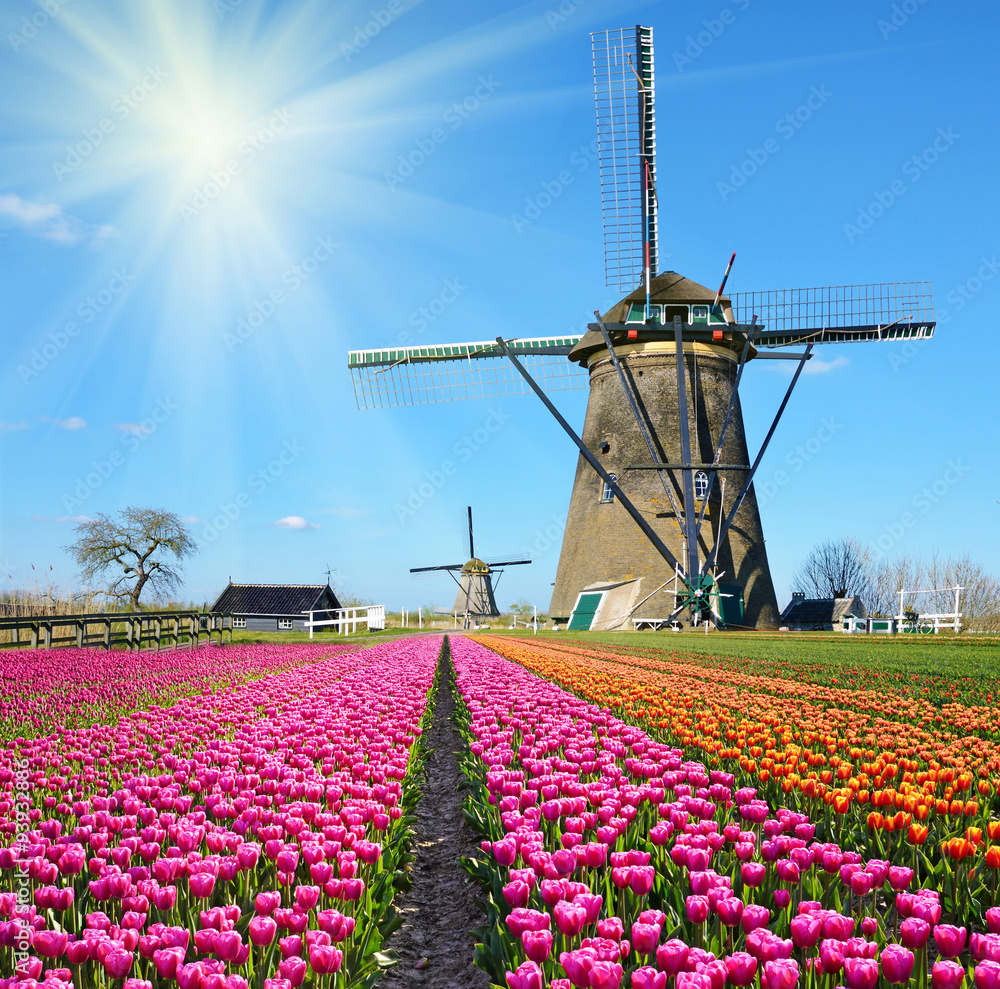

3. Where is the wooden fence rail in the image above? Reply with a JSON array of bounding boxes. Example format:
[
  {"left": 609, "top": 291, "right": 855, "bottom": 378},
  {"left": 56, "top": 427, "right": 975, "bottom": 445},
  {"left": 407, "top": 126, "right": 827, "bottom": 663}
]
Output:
[{"left": 0, "top": 611, "right": 233, "bottom": 651}]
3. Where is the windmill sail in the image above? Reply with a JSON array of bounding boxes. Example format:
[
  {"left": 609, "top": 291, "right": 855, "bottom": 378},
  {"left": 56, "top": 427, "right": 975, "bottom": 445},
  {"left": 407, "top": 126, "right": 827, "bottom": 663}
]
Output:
[
  {"left": 348, "top": 336, "right": 586, "bottom": 409},
  {"left": 731, "top": 281, "right": 935, "bottom": 346},
  {"left": 592, "top": 26, "right": 656, "bottom": 295}
]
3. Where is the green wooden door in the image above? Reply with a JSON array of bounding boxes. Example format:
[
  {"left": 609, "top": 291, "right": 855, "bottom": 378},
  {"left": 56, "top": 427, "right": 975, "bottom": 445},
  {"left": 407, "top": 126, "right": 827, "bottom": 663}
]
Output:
[{"left": 568, "top": 593, "right": 603, "bottom": 630}]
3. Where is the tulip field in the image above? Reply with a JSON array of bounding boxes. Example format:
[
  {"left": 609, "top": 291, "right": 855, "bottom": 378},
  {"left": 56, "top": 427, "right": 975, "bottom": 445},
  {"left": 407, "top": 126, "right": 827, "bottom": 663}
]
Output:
[
  {"left": 459, "top": 634, "right": 1000, "bottom": 989},
  {"left": 1, "top": 639, "right": 441, "bottom": 988},
  {"left": 3, "top": 632, "right": 1000, "bottom": 989}
]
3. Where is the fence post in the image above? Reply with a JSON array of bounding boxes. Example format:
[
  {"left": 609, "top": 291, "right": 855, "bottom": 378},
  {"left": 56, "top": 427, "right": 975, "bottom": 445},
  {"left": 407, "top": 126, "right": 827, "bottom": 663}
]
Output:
[
  {"left": 30, "top": 623, "right": 38, "bottom": 649},
  {"left": 43, "top": 623, "right": 52, "bottom": 649},
  {"left": 155, "top": 618, "right": 162, "bottom": 651},
  {"left": 76, "top": 621, "right": 83, "bottom": 647},
  {"left": 104, "top": 620, "right": 111, "bottom": 651}
]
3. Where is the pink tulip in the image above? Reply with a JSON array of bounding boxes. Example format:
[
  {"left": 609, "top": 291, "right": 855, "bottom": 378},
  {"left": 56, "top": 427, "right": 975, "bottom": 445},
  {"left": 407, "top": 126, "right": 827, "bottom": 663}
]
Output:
[
  {"left": 901, "top": 917, "right": 932, "bottom": 949},
  {"left": 843, "top": 957, "right": 879, "bottom": 989},
  {"left": 522, "top": 929, "right": 553, "bottom": 963},
  {"left": 33, "top": 929, "right": 69, "bottom": 958},
  {"left": 933, "top": 961, "right": 967, "bottom": 989},
  {"left": 632, "top": 968, "right": 668, "bottom": 989},
  {"left": 790, "top": 915, "right": 821, "bottom": 949},
  {"left": 725, "top": 952, "right": 758, "bottom": 987},
  {"left": 308, "top": 944, "right": 343, "bottom": 974},
  {"left": 762, "top": 959, "right": 799, "bottom": 989},
  {"left": 507, "top": 960, "right": 545, "bottom": 989},
  {"left": 249, "top": 916, "right": 277, "bottom": 947},
  {"left": 686, "top": 896, "right": 710, "bottom": 924},
  {"left": 882, "top": 945, "right": 915, "bottom": 984},
  {"left": 632, "top": 922, "right": 660, "bottom": 956},
  {"left": 976, "top": 961, "right": 1000, "bottom": 989},
  {"left": 656, "top": 939, "right": 690, "bottom": 976},
  {"left": 935, "top": 925, "right": 968, "bottom": 959},
  {"left": 554, "top": 900, "right": 588, "bottom": 937}
]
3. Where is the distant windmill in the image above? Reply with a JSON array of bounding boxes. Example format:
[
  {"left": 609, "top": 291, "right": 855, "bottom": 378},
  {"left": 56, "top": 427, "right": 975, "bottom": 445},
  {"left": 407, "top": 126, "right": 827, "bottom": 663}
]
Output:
[
  {"left": 350, "top": 26, "right": 935, "bottom": 630},
  {"left": 409, "top": 507, "right": 530, "bottom": 628}
]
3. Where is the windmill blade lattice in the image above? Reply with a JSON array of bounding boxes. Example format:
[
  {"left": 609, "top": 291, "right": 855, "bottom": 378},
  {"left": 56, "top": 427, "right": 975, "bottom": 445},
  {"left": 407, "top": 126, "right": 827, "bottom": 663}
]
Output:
[
  {"left": 731, "top": 281, "right": 934, "bottom": 346},
  {"left": 592, "top": 26, "right": 656, "bottom": 294},
  {"left": 348, "top": 337, "right": 586, "bottom": 409}
]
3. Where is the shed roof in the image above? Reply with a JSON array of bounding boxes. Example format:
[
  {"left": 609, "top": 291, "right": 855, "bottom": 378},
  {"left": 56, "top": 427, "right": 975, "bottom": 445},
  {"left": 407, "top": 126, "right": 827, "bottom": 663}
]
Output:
[
  {"left": 211, "top": 583, "right": 341, "bottom": 615},
  {"left": 780, "top": 595, "right": 867, "bottom": 626}
]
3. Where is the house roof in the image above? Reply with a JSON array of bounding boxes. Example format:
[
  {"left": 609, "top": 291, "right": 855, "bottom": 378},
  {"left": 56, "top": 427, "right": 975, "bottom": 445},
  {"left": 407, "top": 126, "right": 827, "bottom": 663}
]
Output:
[
  {"left": 781, "top": 595, "right": 867, "bottom": 626},
  {"left": 210, "top": 583, "right": 341, "bottom": 615}
]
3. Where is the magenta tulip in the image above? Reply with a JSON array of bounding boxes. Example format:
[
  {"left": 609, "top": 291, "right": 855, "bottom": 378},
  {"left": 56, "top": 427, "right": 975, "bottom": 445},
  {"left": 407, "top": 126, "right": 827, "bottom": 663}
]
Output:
[
  {"left": 882, "top": 945, "right": 915, "bottom": 984},
  {"left": 933, "top": 961, "right": 967, "bottom": 989}
]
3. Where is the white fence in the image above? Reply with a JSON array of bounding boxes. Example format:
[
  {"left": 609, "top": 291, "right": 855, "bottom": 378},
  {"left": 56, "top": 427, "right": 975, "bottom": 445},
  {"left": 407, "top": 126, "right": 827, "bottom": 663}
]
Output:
[{"left": 304, "top": 605, "right": 386, "bottom": 637}]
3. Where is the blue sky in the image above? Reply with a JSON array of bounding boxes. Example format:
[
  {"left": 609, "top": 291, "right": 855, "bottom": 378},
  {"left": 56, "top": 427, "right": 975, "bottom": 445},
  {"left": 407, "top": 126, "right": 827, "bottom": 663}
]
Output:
[{"left": 1, "top": 0, "right": 997, "bottom": 613}]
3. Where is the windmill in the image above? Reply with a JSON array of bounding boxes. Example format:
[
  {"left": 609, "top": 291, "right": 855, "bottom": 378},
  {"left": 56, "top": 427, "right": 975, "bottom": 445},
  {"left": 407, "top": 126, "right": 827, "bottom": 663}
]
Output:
[
  {"left": 409, "top": 507, "right": 530, "bottom": 628},
  {"left": 350, "top": 25, "right": 935, "bottom": 630}
]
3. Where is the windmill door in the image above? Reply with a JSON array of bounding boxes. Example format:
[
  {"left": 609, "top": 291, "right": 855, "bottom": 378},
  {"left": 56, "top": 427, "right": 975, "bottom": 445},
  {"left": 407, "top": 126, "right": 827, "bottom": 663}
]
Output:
[{"left": 568, "top": 592, "right": 604, "bottom": 631}]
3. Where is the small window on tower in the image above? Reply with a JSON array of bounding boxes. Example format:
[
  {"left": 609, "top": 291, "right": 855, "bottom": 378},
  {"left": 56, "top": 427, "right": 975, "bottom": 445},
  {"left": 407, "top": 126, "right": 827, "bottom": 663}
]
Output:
[
  {"left": 600, "top": 475, "right": 617, "bottom": 503},
  {"left": 692, "top": 305, "right": 709, "bottom": 323},
  {"left": 625, "top": 303, "right": 645, "bottom": 323},
  {"left": 694, "top": 471, "right": 710, "bottom": 500}
]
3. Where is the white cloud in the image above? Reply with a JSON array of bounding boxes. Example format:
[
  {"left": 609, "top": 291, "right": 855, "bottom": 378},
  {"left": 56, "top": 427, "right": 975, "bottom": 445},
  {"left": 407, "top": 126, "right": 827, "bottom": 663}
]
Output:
[
  {"left": 41, "top": 416, "right": 87, "bottom": 430},
  {"left": 274, "top": 516, "right": 320, "bottom": 530},
  {"left": 804, "top": 355, "right": 849, "bottom": 375},
  {"left": 116, "top": 422, "right": 155, "bottom": 436},
  {"left": 180, "top": 515, "right": 202, "bottom": 524},
  {"left": 32, "top": 514, "right": 93, "bottom": 523},
  {"left": 0, "top": 421, "right": 29, "bottom": 432},
  {"left": 0, "top": 193, "right": 114, "bottom": 246}
]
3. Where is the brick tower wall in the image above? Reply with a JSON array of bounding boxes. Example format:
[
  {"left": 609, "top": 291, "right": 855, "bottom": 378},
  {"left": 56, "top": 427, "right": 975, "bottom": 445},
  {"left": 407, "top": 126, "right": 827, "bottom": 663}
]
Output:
[{"left": 548, "top": 346, "right": 780, "bottom": 628}]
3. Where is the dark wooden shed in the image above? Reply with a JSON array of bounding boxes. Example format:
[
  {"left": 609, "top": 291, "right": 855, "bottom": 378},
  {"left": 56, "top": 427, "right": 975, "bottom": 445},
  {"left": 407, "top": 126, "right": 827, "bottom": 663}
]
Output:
[{"left": 210, "top": 582, "right": 341, "bottom": 633}]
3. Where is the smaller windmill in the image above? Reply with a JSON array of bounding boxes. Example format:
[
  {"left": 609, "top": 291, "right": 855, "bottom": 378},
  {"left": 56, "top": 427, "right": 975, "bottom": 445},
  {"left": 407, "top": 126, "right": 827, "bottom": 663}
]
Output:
[{"left": 409, "top": 507, "right": 530, "bottom": 628}]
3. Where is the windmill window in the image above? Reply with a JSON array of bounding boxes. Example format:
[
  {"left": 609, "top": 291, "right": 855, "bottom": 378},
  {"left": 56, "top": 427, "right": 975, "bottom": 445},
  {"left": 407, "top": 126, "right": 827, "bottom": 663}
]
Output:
[
  {"left": 232, "top": 617, "right": 247, "bottom": 628},
  {"left": 694, "top": 471, "right": 710, "bottom": 500},
  {"left": 692, "top": 305, "right": 709, "bottom": 323},
  {"left": 660, "top": 305, "right": 690, "bottom": 323},
  {"left": 600, "top": 474, "right": 617, "bottom": 503}
]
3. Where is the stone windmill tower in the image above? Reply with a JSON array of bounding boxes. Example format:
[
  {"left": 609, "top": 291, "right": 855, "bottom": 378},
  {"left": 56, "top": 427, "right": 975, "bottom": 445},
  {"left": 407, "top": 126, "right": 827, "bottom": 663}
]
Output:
[{"left": 348, "top": 26, "right": 935, "bottom": 629}]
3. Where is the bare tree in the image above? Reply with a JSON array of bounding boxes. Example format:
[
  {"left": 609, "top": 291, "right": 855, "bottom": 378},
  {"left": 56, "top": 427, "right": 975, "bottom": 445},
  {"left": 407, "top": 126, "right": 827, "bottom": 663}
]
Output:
[
  {"left": 791, "top": 538, "right": 872, "bottom": 600},
  {"left": 868, "top": 552, "right": 922, "bottom": 617},
  {"left": 67, "top": 508, "right": 196, "bottom": 610}
]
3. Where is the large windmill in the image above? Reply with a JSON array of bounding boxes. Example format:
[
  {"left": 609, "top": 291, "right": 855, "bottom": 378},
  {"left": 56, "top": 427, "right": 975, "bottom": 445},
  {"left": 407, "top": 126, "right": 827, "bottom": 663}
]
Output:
[
  {"left": 350, "top": 26, "right": 935, "bottom": 630},
  {"left": 409, "top": 507, "right": 530, "bottom": 628}
]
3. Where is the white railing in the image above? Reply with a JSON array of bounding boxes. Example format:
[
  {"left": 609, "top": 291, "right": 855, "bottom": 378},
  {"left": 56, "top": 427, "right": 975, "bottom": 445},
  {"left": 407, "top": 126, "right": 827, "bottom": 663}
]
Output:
[{"left": 303, "top": 605, "right": 386, "bottom": 637}]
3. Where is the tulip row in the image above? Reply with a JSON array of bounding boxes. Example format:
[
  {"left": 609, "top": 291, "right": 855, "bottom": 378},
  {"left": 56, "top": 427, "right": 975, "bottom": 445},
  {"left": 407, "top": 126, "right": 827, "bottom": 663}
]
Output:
[
  {"left": 1, "top": 643, "right": 359, "bottom": 740},
  {"left": 451, "top": 635, "right": 999, "bottom": 989},
  {"left": 1, "top": 635, "right": 443, "bottom": 988},
  {"left": 472, "top": 634, "right": 1000, "bottom": 912}
]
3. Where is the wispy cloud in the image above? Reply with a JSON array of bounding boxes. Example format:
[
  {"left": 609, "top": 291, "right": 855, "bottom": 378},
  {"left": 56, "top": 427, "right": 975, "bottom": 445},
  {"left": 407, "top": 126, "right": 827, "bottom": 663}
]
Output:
[
  {"left": 32, "top": 514, "right": 93, "bottom": 523},
  {"left": 274, "top": 516, "right": 321, "bottom": 530},
  {"left": 0, "top": 193, "right": 114, "bottom": 246},
  {"left": 40, "top": 416, "right": 87, "bottom": 430},
  {"left": 804, "top": 355, "right": 850, "bottom": 375},
  {"left": 180, "top": 515, "right": 202, "bottom": 524},
  {"left": 116, "top": 422, "right": 155, "bottom": 436},
  {"left": 0, "top": 421, "right": 29, "bottom": 432}
]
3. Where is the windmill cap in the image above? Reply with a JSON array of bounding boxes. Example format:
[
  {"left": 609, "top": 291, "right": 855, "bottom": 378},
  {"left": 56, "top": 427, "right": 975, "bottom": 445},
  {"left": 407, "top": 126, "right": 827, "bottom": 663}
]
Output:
[
  {"left": 462, "top": 557, "right": 490, "bottom": 574},
  {"left": 569, "top": 271, "right": 737, "bottom": 365}
]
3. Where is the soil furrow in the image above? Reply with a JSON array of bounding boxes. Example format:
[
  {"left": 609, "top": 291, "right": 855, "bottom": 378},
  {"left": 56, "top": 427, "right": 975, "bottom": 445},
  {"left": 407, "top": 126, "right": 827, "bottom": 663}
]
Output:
[{"left": 378, "top": 640, "right": 490, "bottom": 988}]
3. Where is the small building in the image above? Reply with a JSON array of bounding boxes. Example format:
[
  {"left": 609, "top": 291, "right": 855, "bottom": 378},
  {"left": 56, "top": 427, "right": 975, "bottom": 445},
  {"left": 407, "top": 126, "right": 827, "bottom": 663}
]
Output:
[
  {"left": 210, "top": 582, "right": 341, "bottom": 633},
  {"left": 780, "top": 592, "right": 868, "bottom": 631}
]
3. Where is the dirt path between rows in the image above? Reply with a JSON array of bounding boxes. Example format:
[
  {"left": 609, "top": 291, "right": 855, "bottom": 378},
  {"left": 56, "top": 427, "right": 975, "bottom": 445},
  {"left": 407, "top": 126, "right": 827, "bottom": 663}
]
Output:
[{"left": 378, "top": 643, "right": 491, "bottom": 989}]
